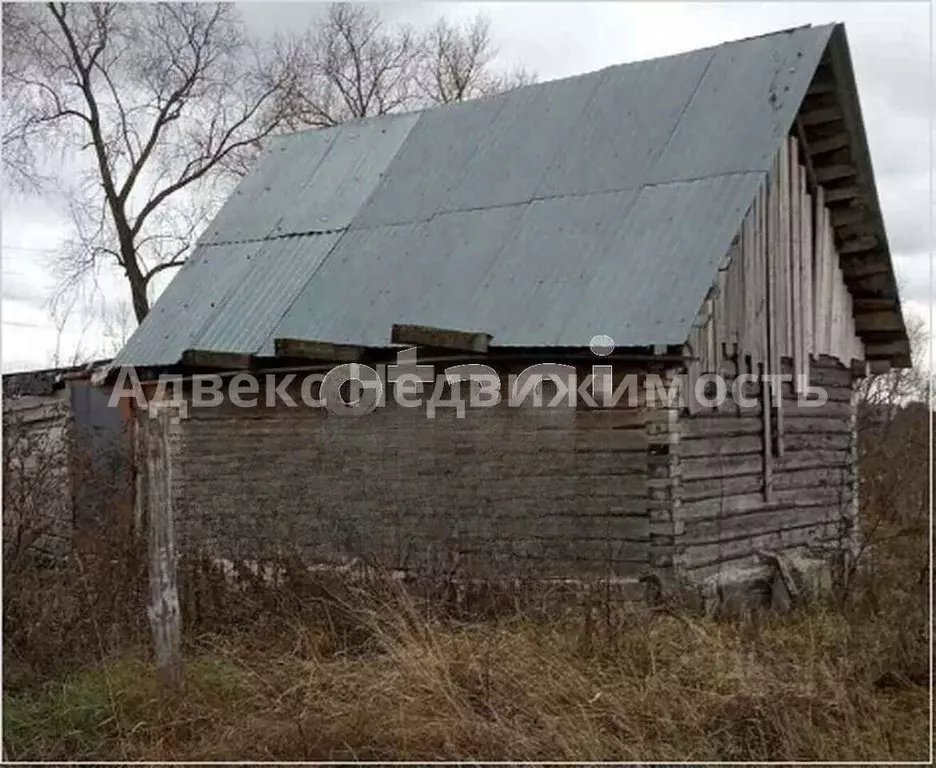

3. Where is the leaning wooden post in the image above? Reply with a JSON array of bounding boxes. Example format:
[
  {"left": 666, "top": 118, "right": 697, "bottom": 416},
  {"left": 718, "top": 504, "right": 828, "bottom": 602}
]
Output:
[{"left": 139, "top": 404, "right": 183, "bottom": 691}]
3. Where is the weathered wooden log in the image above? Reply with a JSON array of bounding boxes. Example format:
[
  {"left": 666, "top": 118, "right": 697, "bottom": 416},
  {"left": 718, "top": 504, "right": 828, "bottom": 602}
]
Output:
[
  {"left": 139, "top": 406, "right": 183, "bottom": 692},
  {"left": 679, "top": 522, "right": 845, "bottom": 569}
]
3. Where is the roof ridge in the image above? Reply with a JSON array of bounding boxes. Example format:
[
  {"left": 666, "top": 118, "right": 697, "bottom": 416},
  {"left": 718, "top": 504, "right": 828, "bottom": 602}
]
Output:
[
  {"left": 730, "top": 23, "right": 815, "bottom": 44},
  {"left": 262, "top": 24, "right": 837, "bottom": 149}
]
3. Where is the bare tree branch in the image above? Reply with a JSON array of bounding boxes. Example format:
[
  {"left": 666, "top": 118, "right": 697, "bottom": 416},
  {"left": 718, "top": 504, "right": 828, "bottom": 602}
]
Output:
[
  {"left": 271, "top": 4, "right": 420, "bottom": 131},
  {"left": 415, "top": 15, "right": 534, "bottom": 105},
  {"left": 269, "top": 5, "right": 535, "bottom": 132}
]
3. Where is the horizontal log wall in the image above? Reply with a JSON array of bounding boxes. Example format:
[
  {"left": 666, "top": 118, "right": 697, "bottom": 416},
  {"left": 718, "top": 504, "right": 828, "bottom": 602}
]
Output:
[
  {"left": 665, "top": 357, "right": 858, "bottom": 578},
  {"left": 166, "top": 374, "right": 653, "bottom": 579}
]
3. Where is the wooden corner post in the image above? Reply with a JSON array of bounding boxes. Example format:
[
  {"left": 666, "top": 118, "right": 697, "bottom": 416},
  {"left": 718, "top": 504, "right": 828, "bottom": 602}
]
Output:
[{"left": 138, "top": 404, "right": 183, "bottom": 692}]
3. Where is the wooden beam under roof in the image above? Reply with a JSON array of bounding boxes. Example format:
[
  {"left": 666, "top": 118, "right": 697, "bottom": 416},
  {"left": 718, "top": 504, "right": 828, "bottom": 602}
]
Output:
[
  {"left": 837, "top": 235, "right": 878, "bottom": 255},
  {"left": 797, "top": 25, "right": 910, "bottom": 370},
  {"left": 180, "top": 349, "right": 255, "bottom": 370},
  {"left": 822, "top": 186, "right": 862, "bottom": 203},
  {"left": 861, "top": 331, "right": 913, "bottom": 366},
  {"left": 840, "top": 254, "right": 891, "bottom": 278},
  {"left": 845, "top": 274, "right": 895, "bottom": 299},
  {"left": 853, "top": 299, "right": 899, "bottom": 315},
  {"left": 273, "top": 338, "right": 366, "bottom": 362},
  {"left": 814, "top": 164, "right": 858, "bottom": 184},
  {"left": 854, "top": 313, "right": 907, "bottom": 334},
  {"left": 864, "top": 340, "right": 910, "bottom": 359},
  {"left": 859, "top": 329, "right": 913, "bottom": 344},
  {"left": 798, "top": 106, "right": 843, "bottom": 126},
  {"left": 390, "top": 323, "right": 491, "bottom": 353},
  {"left": 806, "top": 79, "right": 836, "bottom": 97},
  {"left": 806, "top": 132, "right": 850, "bottom": 155},
  {"left": 829, "top": 206, "right": 866, "bottom": 228},
  {"left": 836, "top": 221, "right": 877, "bottom": 240}
]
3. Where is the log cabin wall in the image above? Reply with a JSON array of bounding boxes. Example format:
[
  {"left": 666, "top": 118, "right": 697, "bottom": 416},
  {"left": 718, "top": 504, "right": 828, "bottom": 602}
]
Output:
[
  {"left": 161, "top": 367, "right": 656, "bottom": 580},
  {"left": 664, "top": 357, "right": 858, "bottom": 579}
]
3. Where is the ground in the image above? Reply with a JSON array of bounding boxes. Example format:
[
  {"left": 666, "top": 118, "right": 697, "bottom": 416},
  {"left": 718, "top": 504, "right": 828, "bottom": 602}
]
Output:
[{"left": 2, "top": 514, "right": 928, "bottom": 762}]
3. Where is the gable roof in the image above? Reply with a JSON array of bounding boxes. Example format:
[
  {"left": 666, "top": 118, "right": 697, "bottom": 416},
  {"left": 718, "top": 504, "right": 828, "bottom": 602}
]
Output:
[{"left": 113, "top": 23, "right": 909, "bottom": 369}]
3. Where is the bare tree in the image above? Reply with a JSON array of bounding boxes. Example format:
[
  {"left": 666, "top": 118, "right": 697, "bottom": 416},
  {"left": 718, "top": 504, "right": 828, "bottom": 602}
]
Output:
[
  {"left": 416, "top": 15, "right": 534, "bottom": 105},
  {"left": 48, "top": 289, "right": 88, "bottom": 369},
  {"left": 272, "top": 4, "right": 535, "bottom": 131},
  {"left": 853, "top": 312, "right": 930, "bottom": 523},
  {"left": 100, "top": 297, "right": 134, "bottom": 356},
  {"left": 2, "top": 3, "right": 291, "bottom": 322},
  {"left": 273, "top": 3, "right": 419, "bottom": 131},
  {"left": 855, "top": 313, "right": 929, "bottom": 421}
]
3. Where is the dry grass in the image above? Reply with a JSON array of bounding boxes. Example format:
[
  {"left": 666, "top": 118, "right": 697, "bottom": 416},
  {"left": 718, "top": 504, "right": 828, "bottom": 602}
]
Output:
[{"left": 3, "top": 523, "right": 929, "bottom": 763}]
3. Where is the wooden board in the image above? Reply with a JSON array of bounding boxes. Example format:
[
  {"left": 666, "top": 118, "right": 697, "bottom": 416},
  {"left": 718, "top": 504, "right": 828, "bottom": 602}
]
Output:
[
  {"left": 789, "top": 139, "right": 803, "bottom": 394},
  {"left": 391, "top": 323, "right": 491, "bottom": 353}
]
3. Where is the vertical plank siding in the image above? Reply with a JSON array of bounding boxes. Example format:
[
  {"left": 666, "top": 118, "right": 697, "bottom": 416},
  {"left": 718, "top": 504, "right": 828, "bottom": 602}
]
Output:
[
  {"left": 688, "top": 137, "right": 864, "bottom": 379},
  {"left": 800, "top": 167, "right": 814, "bottom": 385},
  {"left": 790, "top": 157, "right": 803, "bottom": 394}
]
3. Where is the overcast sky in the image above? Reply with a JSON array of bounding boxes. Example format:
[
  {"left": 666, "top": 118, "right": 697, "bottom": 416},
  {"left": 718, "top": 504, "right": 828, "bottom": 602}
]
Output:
[{"left": 2, "top": 1, "right": 933, "bottom": 372}]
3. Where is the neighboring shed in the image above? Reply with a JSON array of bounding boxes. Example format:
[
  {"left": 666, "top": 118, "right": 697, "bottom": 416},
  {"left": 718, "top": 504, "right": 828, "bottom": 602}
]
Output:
[
  {"left": 2, "top": 362, "right": 131, "bottom": 559},
  {"left": 109, "top": 24, "right": 909, "bottom": 589}
]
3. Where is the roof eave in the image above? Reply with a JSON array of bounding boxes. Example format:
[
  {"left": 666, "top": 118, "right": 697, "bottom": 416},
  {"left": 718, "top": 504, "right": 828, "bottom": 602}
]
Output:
[{"left": 825, "top": 24, "right": 912, "bottom": 368}]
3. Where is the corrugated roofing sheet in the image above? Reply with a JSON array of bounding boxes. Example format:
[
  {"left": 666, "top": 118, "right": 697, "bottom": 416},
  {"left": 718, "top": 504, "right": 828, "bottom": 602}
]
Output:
[
  {"left": 200, "top": 112, "right": 420, "bottom": 244},
  {"left": 114, "top": 24, "right": 838, "bottom": 368},
  {"left": 114, "top": 241, "right": 261, "bottom": 366},
  {"left": 270, "top": 205, "right": 530, "bottom": 346},
  {"left": 535, "top": 47, "right": 715, "bottom": 199},
  {"left": 199, "top": 132, "right": 336, "bottom": 244},
  {"left": 195, "top": 235, "right": 342, "bottom": 357},
  {"left": 647, "top": 26, "right": 833, "bottom": 183}
]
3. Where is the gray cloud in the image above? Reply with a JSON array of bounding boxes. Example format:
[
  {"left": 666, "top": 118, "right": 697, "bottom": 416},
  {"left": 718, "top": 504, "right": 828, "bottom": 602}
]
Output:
[
  {"left": 1, "top": 274, "right": 47, "bottom": 305},
  {"left": 236, "top": 2, "right": 439, "bottom": 39}
]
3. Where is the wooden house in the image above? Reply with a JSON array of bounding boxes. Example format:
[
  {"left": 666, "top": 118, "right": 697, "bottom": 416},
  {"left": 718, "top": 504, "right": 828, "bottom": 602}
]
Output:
[{"left": 108, "top": 24, "right": 909, "bottom": 592}]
